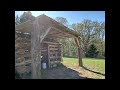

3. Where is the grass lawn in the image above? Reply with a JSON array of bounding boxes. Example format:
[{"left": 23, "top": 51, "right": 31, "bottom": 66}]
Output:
[{"left": 62, "top": 57, "right": 105, "bottom": 79}]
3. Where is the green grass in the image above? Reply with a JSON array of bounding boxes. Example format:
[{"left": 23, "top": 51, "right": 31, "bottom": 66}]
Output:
[{"left": 62, "top": 57, "right": 105, "bottom": 79}]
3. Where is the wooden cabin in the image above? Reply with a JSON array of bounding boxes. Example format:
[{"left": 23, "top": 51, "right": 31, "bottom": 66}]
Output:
[{"left": 15, "top": 14, "right": 82, "bottom": 79}]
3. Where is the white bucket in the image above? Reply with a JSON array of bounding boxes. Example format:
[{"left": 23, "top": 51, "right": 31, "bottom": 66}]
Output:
[{"left": 42, "top": 63, "right": 47, "bottom": 69}]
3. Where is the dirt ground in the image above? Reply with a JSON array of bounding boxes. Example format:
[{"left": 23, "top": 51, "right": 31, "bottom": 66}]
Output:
[{"left": 41, "top": 64, "right": 94, "bottom": 79}]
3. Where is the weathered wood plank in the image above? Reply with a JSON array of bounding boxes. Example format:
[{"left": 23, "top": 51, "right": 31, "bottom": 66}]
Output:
[
  {"left": 49, "top": 48, "right": 57, "bottom": 50},
  {"left": 31, "top": 18, "right": 42, "bottom": 79},
  {"left": 15, "top": 60, "right": 32, "bottom": 66},
  {"left": 42, "top": 41, "right": 62, "bottom": 45},
  {"left": 74, "top": 37, "right": 83, "bottom": 66},
  {"left": 31, "top": 18, "right": 52, "bottom": 78}
]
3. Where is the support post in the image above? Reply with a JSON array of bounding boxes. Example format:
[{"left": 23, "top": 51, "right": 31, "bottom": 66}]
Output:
[
  {"left": 78, "top": 47, "right": 83, "bottom": 67},
  {"left": 74, "top": 37, "right": 83, "bottom": 67},
  {"left": 78, "top": 37, "right": 83, "bottom": 67},
  {"left": 31, "top": 18, "right": 42, "bottom": 79}
]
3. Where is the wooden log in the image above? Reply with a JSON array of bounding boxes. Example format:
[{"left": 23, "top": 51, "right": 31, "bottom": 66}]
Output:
[
  {"left": 42, "top": 41, "right": 62, "bottom": 45},
  {"left": 15, "top": 63, "right": 32, "bottom": 74},
  {"left": 48, "top": 44, "right": 50, "bottom": 68},
  {"left": 15, "top": 60, "right": 32, "bottom": 66},
  {"left": 74, "top": 37, "right": 83, "bottom": 67},
  {"left": 15, "top": 49, "right": 25, "bottom": 54},
  {"left": 78, "top": 47, "right": 83, "bottom": 67},
  {"left": 77, "top": 37, "right": 83, "bottom": 67},
  {"left": 49, "top": 48, "right": 58, "bottom": 51},
  {"left": 31, "top": 18, "right": 50, "bottom": 79},
  {"left": 15, "top": 43, "right": 31, "bottom": 49}
]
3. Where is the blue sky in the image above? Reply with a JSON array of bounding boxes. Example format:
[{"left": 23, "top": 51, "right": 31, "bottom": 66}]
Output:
[{"left": 15, "top": 11, "right": 105, "bottom": 25}]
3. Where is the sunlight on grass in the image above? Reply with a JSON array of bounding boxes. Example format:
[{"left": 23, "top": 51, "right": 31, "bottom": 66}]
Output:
[{"left": 62, "top": 57, "right": 105, "bottom": 79}]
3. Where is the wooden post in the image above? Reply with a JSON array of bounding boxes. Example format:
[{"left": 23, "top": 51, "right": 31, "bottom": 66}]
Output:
[
  {"left": 31, "top": 18, "right": 42, "bottom": 79},
  {"left": 78, "top": 47, "right": 83, "bottom": 67},
  {"left": 78, "top": 37, "right": 83, "bottom": 67},
  {"left": 31, "top": 17, "right": 52, "bottom": 77},
  {"left": 74, "top": 37, "right": 83, "bottom": 67},
  {"left": 31, "top": 50, "right": 41, "bottom": 79}
]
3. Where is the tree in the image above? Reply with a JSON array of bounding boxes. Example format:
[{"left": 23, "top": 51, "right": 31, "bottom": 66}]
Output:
[
  {"left": 55, "top": 17, "right": 69, "bottom": 27},
  {"left": 86, "top": 44, "right": 99, "bottom": 58},
  {"left": 15, "top": 15, "right": 20, "bottom": 25},
  {"left": 71, "top": 20, "right": 105, "bottom": 58},
  {"left": 15, "top": 11, "right": 36, "bottom": 26},
  {"left": 55, "top": 17, "right": 70, "bottom": 56},
  {"left": 20, "top": 11, "right": 35, "bottom": 23}
]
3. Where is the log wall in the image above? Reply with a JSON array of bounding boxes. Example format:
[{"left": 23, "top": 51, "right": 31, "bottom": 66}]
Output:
[{"left": 15, "top": 31, "right": 32, "bottom": 79}]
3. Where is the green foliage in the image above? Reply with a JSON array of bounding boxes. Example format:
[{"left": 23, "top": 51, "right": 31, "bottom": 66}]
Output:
[
  {"left": 55, "top": 16, "right": 105, "bottom": 59},
  {"left": 90, "top": 39, "right": 105, "bottom": 59},
  {"left": 85, "top": 44, "right": 99, "bottom": 58}
]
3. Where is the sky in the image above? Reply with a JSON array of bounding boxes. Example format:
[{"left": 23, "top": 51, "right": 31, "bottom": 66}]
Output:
[{"left": 15, "top": 11, "right": 105, "bottom": 25}]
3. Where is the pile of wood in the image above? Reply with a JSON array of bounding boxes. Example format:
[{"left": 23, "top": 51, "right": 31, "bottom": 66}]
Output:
[
  {"left": 48, "top": 43, "right": 62, "bottom": 68},
  {"left": 40, "top": 41, "right": 62, "bottom": 69}
]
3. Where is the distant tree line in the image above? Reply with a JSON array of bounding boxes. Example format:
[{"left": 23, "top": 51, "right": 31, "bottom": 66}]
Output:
[{"left": 55, "top": 17, "right": 105, "bottom": 59}]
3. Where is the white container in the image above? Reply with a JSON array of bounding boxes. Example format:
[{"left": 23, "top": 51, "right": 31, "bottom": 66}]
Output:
[
  {"left": 53, "top": 64, "right": 57, "bottom": 67},
  {"left": 42, "top": 63, "right": 47, "bottom": 69}
]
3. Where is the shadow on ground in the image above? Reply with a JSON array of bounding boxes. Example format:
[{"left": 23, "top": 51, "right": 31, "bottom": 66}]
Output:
[
  {"left": 82, "top": 66, "right": 105, "bottom": 76},
  {"left": 41, "top": 64, "right": 93, "bottom": 79}
]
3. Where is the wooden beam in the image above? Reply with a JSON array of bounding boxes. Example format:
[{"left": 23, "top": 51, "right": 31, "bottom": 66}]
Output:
[
  {"left": 50, "top": 33, "right": 74, "bottom": 38},
  {"left": 46, "top": 34, "right": 74, "bottom": 39},
  {"left": 48, "top": 27, "right": 78, "bottom": 38},
  {"left": 48, "top": 32, "right": 63, "bottom": 36},
  {"left": 48, "top": 29, "right": 61, "bottom": 35},
  {"left": 74, "top": 38, "right": 80, "bottom": 47},
  {"left": 38, "top": 15, "right": 80, "bottom": 37},
  {"left": 74, "top": 37, "right": 83, "bottom": 67},
  {"left": 48, "top": 28, "right": 64, "bottom": 36},
  {"left": 47, "top": 26, "right": 76, "bottom": 38},
  {"left": 42, "top": 41, "right": 62, "bottom": 45},
  {"left": 15, "top": 60, "right": 32, "bottom": 66}
]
